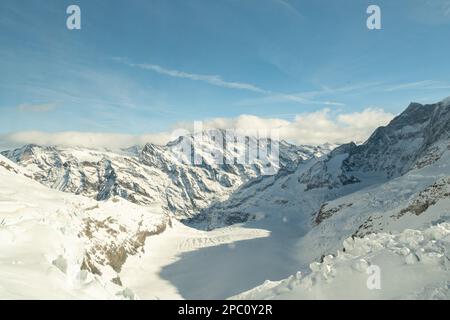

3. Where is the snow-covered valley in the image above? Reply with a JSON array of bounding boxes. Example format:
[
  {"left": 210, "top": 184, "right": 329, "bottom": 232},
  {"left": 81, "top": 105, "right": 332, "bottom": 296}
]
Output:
[{"left": 0, "top": 154, "right": 299, "bottom": 299}]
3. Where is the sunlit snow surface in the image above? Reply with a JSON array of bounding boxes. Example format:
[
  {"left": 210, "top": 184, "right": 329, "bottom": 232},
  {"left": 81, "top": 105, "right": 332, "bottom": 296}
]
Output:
[
  {"left": 0, "top": 155, "right": 274, "bottom": 299},
  {"left": 0, "top": 155, "right": 165, "bottom": 299},
  {"left": 233, "top": 224, "right": 450, "bottom": 299}
]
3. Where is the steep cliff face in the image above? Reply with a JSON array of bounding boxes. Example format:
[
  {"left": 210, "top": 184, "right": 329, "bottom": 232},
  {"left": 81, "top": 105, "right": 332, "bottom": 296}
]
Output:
[
  {"left": 343, "top": 99, "right": 450, "bottom": 176},
  {"left": 301, "top": 98, "right": 450, "bottom": 190}
]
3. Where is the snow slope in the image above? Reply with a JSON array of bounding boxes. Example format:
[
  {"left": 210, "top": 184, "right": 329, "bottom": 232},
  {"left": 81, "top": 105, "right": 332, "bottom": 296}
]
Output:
[
  {"left": 294, "top": 153, "right": 450, "bottom": 266},
  {"left": 234, "top": 223, "right": 450, "bottom": 299},
  {"left": 0, "top": 155, "right": 167, "bottom": 299}
]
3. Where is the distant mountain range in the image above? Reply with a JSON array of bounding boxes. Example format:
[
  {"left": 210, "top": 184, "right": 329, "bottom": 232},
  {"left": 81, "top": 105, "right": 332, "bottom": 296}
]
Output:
[{"left": 1, "top": 132, "right": 332, "bottom": 219}]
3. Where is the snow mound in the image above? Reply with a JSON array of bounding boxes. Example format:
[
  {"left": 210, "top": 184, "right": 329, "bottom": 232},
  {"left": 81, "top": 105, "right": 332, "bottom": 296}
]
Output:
[{"left": 233, "top": 223, "right": 450, "bottom": 300}]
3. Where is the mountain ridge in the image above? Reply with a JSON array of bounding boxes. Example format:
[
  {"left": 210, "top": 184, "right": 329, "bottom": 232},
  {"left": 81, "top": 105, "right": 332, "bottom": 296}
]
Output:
[{"left": 1, "top": 131, "right": 333, "bottom": 220}]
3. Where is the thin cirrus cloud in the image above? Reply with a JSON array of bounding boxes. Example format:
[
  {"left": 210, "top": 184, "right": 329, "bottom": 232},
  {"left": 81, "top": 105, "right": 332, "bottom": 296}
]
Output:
[
  {"left": 116, "top": 58, "right": 267, "bottom": 94},
  {"left": 385, "top": 80, "right": 450, "bottom": 92},
  {"left": 16, "top": 103, "right": 58, "bottom": 113},
  {"left": 0, "top": 108, "right": 395, "bottom": 150},
  {"left": 114, "top": 58, "right": 346, "bottom": 106},
  {"left": 136, "top": 63, "right": 268, "bottom": 93},
  {"left": 273, "top": 0, "right": 303, "bottom": 18},
  {"left": 236, "top": 92, "right": 346, "bottom": 107},
  {"left": 234, "top": 82, "right": 385, "bottom": 108}
]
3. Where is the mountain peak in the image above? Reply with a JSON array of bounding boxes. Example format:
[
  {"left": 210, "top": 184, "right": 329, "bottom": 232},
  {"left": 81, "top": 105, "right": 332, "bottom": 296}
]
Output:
[{"left": 440, "top": 96, "right": 450, "bottom": 106}]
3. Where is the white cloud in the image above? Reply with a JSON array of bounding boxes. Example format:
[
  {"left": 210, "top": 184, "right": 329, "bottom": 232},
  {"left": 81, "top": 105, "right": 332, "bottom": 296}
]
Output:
[
  {"left": 189, "top": 108, "right": 395, "bottom": 145},
  {"left": 175, "top": 114, "right": 290, "bottom": 133},
  {"left": 0, "top": 109, "right": 395, "bottom": 151},
  {"left": 280, "top": 108, "right": 394, "bottom": 144},
  {"left": 0, "top": 131, "right": 172, "bottom": 151},
  {"left": 337, "top": 108, "right": 394, "bottom": 130}
]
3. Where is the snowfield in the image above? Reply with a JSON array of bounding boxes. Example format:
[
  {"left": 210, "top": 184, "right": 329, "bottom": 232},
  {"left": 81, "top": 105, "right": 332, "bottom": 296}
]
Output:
[
  {"left": 0, "top": 155, "right": 166, "bottom": 299},
  {"left": 233, "top": 224, "right": 450, "bottom": 300},
  {"left": 120, "top": 221, "right": 271, "bottom": 299},
  {"left": 0, "top": 156, "right": 116, "bottom": 298},
  {"left": 0, "top": 155, "right": 275, "bottom": 299}
]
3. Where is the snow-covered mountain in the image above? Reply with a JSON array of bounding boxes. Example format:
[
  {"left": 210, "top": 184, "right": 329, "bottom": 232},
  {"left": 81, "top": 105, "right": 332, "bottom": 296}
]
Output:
[
  {"left": 302, "top": 99, "right": 450, "bottom": 189},
  {"left": 200, "top": 97, "right": 450, "bottom": 299},
  {"left": 194, "top": 98, "right": 450, "bottom": 230},
  {"left": 0, "top": 154, "right": 168, "bottom": 298},
  {"left": 1, "top": 97, "right": 450, "bottom": 299},
  {"left": 1, "top": 131, "right": 331, "bottom": 219}
]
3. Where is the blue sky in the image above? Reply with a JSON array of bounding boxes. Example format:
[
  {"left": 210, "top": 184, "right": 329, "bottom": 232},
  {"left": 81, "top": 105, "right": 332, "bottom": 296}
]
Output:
[{"left": 1, "top": 0, "right": 450, "bottom": 147}]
